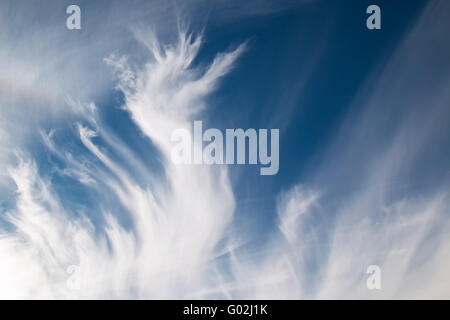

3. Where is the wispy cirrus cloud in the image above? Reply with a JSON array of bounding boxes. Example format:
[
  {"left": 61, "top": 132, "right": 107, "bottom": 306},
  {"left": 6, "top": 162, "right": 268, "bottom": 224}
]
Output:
[
  {"left": 238, "top": 0, "right": 450, "bottom": 299},
  {"left": 0, "top": 25, "right": 244, "bottom": 298},
  {"left": 0, "top": 0, "right": 449, "bottom": 300}
]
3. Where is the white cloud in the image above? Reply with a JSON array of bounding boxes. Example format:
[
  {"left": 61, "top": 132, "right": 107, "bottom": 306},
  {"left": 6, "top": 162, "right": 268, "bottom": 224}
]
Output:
[
  {"left": 0, "top": 27, "right": 242, "bottom": 299},
  {"left": 0, "top": 0, "right": 449, "bottom": 300}
]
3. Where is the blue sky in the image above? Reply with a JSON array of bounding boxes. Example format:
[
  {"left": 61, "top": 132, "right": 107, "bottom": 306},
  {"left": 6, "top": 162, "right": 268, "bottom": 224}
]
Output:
[{"left": 0, "top": 0, "right": 449, "bottom": 298}]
